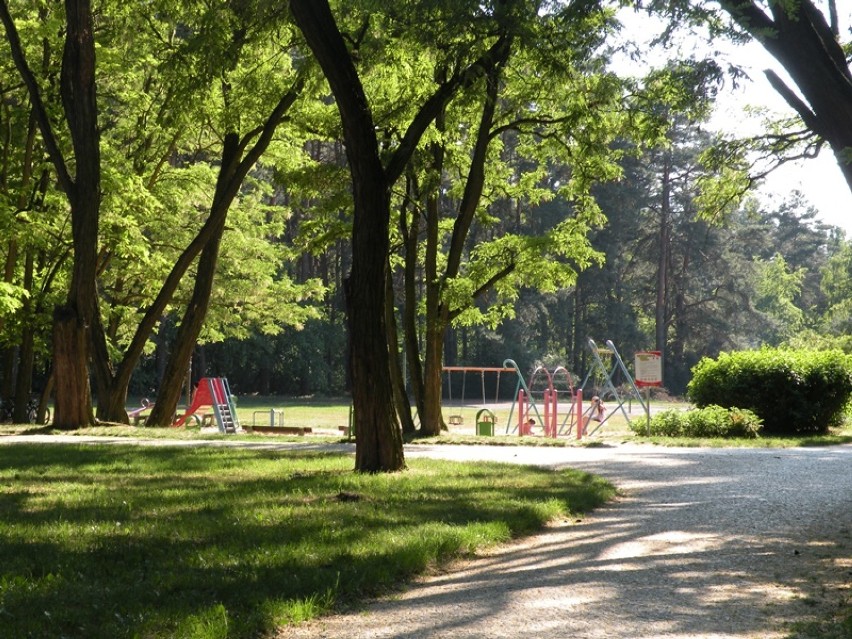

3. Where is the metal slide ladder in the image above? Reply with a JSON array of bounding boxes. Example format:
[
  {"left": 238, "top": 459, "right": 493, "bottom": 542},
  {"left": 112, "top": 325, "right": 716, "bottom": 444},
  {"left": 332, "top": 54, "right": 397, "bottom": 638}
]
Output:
[{"left": 208, "top": 378, "right": 240, "bottom": 434}]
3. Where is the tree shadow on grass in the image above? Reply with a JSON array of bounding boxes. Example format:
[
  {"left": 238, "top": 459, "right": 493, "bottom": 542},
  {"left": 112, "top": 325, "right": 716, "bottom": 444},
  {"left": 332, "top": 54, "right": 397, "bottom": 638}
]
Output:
[
  {"left": 285, "top": 445, "right": 852, "bottom": 639},
  {"left": 0, "top": 444, "right": 613, "bottom": 638}
]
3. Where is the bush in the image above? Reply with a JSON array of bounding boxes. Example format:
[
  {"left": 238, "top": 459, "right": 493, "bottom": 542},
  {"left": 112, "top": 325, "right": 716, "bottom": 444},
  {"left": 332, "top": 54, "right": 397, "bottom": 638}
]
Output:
[
  {"left": 687, "top": 348, "right": 852, "bottom": 436},
  {"left": 632, "top": 405, "right": 762, "bottom": 438}
]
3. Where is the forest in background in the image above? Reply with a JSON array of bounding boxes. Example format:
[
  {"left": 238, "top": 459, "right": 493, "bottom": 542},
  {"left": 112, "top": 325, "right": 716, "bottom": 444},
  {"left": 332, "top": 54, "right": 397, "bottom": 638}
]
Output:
[
  {"left": 1, "top": 0, "right": 850, "bottom": 433},
  {"left": 200, "top": 119, "right": 851, "bottom": 399}
]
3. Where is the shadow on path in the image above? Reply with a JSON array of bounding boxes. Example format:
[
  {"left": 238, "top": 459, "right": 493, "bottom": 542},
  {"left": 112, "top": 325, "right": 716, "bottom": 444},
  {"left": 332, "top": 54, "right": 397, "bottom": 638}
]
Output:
[{"left": 285, "top": 445, "right": 852, "bottom": 639}]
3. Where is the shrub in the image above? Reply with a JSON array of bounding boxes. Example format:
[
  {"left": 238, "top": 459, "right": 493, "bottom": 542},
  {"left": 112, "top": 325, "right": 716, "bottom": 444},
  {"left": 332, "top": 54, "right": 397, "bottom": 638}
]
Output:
[
  {"left": 632, "top": 405, "right": 762, "bottom": 438},
  {"left": 687, "top": 348, "right": 852, "bottom": 436}
]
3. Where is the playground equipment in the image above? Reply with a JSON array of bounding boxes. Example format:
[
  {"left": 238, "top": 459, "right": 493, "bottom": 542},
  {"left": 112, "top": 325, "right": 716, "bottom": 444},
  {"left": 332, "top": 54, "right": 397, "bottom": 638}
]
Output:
[
  {"left": 475, "top": 408, "right": 496, "bottom": 436},
  {"left": 443, "top": 365, "right": 516, "bottom": 430},
  {"left": 502, "top": 339, "right": 649, "bottom": 439},
  {"left": 128, "top": 398, "right": 155, "bottom": 425},
  {"left": 579, "top": 339, "right": 647, "bottom": 435},
  {"left": 443, "top": 340, "right": 650, "bottom": 439},
  {"left": 504, "top": 359, "right": 549, "bottom": 436},
  {"left": 174, "top": 377, "right": 240, "bottom": 434},
  {"left": 241, "top": 409, "right": 313, "bottom": 435},
  {"left": 505, "top": 360, "right": 576, "bottom": 437}
]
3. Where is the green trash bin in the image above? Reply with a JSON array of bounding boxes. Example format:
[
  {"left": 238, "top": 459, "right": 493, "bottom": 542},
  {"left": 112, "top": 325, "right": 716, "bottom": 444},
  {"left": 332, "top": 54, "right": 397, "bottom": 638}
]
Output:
[{"left": 475, "top": 408, "right": 496, "bottom": 436}]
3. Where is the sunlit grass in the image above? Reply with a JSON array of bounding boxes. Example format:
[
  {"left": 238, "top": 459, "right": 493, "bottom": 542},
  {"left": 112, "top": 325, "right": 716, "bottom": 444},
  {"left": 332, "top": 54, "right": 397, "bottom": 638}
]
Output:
[
  {"left": 0, "top": 444, "right": 614, "bottom": 638},
  {"left": 3, "top": 397, "right": 850, "bottom": 448}
]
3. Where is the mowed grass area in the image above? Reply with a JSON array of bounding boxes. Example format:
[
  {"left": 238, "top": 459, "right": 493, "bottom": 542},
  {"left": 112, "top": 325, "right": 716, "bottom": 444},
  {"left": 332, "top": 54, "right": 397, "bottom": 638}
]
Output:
[
  {"left": 0, "top": 444, "right": 615, "bottom": 639},
  {"left": 4, "top": 395, "right": 851, "bottom": 447}
]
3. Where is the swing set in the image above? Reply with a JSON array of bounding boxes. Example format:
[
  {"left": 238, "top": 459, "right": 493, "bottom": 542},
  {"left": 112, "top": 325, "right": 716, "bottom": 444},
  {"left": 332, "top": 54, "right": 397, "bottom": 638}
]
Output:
[{"left": 443, "top": 365, "right": 515, "bottom": 434}]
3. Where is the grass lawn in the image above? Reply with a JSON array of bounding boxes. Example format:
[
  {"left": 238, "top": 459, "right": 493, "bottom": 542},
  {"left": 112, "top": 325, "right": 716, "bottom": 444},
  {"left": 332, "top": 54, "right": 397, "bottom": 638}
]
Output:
[
  {"left": 0, "top": 444, "right": 614, "bottom": 639},
  {"left": 4, "top": 395, "right": 851, "bottom": 447}
]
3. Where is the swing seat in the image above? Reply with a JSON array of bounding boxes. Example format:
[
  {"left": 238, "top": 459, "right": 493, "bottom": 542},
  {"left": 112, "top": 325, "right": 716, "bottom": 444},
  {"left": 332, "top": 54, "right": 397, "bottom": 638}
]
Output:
[{"left": 448, "top": 415, "right": 464, "bottom": 425}]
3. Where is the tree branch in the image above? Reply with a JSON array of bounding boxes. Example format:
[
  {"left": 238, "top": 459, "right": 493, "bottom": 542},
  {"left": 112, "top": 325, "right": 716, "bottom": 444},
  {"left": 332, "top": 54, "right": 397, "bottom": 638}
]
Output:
[
  {"left": 0, "top": 0, "right": 73, "bottom": 194},
  {"left": 384, "top": 33, "right": 513, "bottom": 183},
  {"left": 763, "top": 69, "right": 823, "bottom": 135},
  {"left": 447, "top": 261, "right": 516, "bottom": 322}
]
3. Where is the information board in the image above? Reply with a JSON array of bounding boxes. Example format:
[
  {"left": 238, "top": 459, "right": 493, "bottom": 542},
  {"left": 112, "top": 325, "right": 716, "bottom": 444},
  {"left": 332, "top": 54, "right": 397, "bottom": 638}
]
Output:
[{"left": 634, "top": 351, "right": 662, "bottom": 387}]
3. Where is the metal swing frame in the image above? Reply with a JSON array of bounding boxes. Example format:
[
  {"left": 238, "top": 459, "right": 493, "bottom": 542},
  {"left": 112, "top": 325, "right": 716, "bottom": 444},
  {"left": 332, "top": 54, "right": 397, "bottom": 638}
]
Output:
[{"left": 579, "top": 338, "right": 647, "bottom": 434}]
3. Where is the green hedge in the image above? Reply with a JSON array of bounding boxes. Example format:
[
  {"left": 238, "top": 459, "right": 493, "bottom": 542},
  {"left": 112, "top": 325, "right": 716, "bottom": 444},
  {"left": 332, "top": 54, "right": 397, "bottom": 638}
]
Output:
[
  {"left": 632, "top": 405, "right": 762, "bottom": 438},
  {"left": 687, "top": 349, "right": 852, "bottom": 436}
]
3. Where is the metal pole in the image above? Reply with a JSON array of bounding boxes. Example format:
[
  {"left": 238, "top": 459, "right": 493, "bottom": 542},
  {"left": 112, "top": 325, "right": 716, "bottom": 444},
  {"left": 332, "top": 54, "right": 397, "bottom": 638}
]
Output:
[
  {"left": 646, "top": 385, "right": 651, "bottom": 436},
  {"left": 577, "top": 389, "right": 583, "bottom": 440},
  {"left": 550, "top": 388, "right": 558, "bottom": 438}
]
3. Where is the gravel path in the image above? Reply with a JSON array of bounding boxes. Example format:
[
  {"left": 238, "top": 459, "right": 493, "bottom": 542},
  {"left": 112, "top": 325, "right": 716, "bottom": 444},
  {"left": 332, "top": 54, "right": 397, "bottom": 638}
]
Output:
[{"left": 285, "top": 443, "right": 852, "bottom": 639}]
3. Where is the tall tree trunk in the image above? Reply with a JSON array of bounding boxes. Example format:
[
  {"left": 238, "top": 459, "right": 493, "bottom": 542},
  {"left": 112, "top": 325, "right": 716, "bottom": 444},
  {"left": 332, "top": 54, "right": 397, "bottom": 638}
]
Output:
[
  {"left": 386, "top": 268, "right": 416, "bottom": 434},
  {"left": 1, "top": 0, "right": 101, "bottom": 428},
  {"left": 53, "top": 0, "right": 101, "bottom": 428},
  {"left": 291, "top": 0, "right": 509, "bottom": 467},
  {"left": 9, "top": 105, "right": 42, "bottom": 422},
  {"left": 400, "top": 177, "right": 425, "bottom": 424},
  {"left": 12, "top": 252, "right": 35, "bottom": 423},
  {"left": 145, "top": 77, "right": 301, "bottom": 425},
  {"left": 418, "top": 136, "right": 446, "bottom": 437},
  {"left": 420, "top": 312, "right": 447, "bottom": 437},
  {"left": 0, "top": 208, "right": 19, "bottom": 405},
  {"left": 0, "top": 237, "right": 17, "bottom": 400},
  {"left": 90, "top": 82, "right": 302, "bottom": 424},
  {"left": 147, "top": 224, "right": 225, "bottom": 426},
  {"left": 292, "top": 0, "right": 404, "bottom": 472},
  {"left": 655, "top": 150, "right": 671, "bottom": 378},
  {"left": 417, "top": 58, "right": 506, "bottom": 436}
]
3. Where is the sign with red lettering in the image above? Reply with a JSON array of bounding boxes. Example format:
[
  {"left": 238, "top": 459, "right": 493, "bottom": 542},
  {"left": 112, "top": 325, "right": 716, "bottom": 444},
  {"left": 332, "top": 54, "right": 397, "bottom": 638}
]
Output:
[{"left": 634, "top": 351, "right": 662, "bottom": 387}]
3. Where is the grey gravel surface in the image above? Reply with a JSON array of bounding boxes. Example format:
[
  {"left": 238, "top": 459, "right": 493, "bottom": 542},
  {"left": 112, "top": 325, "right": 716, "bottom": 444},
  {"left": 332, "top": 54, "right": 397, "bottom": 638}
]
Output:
[{"left": 287, "top": 443, "right": 852, "bottom": 639}]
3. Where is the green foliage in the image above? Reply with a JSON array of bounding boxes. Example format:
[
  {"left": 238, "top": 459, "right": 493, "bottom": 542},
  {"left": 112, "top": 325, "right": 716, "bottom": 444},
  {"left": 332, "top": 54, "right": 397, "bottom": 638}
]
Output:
[
  {"left": 687, "top": 348, "right": 852, "bottom": 436},
  {"left": 634, "top": 405, "right": 762, "bottom": 438},
  {"left": 752, "top": 253, "right": 807, "bottom": 343},
  {"left": 0, "top": 281, "right": 26, "bottom": 317},
  {"left": 820, "top": 240, "right": 852, "bottom": 336}
]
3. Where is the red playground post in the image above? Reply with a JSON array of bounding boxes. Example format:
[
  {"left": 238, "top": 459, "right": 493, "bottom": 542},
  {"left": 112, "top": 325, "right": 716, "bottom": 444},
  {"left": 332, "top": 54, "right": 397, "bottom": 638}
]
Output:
[
  {"left": 518, "top": 389, "right": 532, "bottom": 436},
  {"left": 576, "top": 388, "right": 583, "bottom": 440},
  {"left": 543, "top": 389, "right": 558, "bottom": 438}
]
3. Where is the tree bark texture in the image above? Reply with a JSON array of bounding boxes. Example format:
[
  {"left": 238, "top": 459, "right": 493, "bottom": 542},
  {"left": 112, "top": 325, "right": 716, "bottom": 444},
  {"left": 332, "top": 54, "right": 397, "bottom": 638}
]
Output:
[
  {"left": 51, "top": 305, "right": 93, "bottom": 425},
  {"left": 385, "top": 269, "right": 416, "bottom": 435},
  {"left": 720, "top": 0, "right": 852, "bottom": 190},
  {"left": 54, "top": 0, "right": 101, "bottom": 428},
  {"left": 291, "top": 0, "right": 404, "bottom": 472},
  {"left": 146, "top": 224, "right": 225, "bottom": 426},
  {"left": 400, "top": 178, "right": 426, "bottom": 425},
  {"left": 1, "top": 0, "right": 102, "bottom": 427}
]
